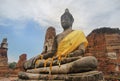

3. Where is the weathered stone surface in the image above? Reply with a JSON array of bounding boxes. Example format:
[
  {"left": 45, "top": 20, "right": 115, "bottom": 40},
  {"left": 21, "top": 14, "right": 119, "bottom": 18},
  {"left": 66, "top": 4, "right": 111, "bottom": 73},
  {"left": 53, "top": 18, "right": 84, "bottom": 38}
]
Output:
[
  {"left": 16, "top": 54, "right": 27, "bottom": 71},
  {"left": 42, "top": 27, "right": 56, "bottom": 54},
  {"left": 0, "top": 78, "right": 11, "bottom": 81},
  {"left": 86, "top": 27, "right": 120, "bottom": 75},
  {"left": 0, "top": 38, "right": 8, "bottom": 66},
  {"left": 18, "top": 9, "right": 104, "bottom": 81},
  {"left": 26, "top": 56, "right": 97, "bottom": 74},
  {"left": 0, "top": 38, "right": 9, "bottom": 77},
  {"left": 35, "top": 56, "right": 82, "bottom": 68},
  {"left": 17, "top": 71, "right": 104, "bottom": 81}
]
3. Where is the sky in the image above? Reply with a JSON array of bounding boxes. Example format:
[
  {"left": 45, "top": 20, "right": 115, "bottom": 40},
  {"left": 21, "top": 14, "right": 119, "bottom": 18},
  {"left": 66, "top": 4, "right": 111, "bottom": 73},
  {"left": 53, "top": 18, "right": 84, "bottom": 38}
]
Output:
[{"left": 0, "top": 0, "right": 120, "bottom": 62}]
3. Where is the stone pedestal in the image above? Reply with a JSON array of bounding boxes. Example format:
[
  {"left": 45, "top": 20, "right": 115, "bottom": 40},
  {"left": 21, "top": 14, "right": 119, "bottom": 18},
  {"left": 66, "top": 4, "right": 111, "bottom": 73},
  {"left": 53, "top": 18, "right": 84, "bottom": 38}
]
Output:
[{"left": 17, "top": 71, "right": 105, "bottom": 81}]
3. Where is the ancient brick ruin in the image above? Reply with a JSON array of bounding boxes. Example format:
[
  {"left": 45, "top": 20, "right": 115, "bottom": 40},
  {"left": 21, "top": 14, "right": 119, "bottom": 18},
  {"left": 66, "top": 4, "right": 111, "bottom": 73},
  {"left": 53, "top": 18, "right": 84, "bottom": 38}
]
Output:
[
  {"left": 42, "top": 27, "right": 56, "bottom": 54},
  {"left": 0, "top": 38, "right": 27, "bottom": 78},
  {"left": 16, "top": 54, "right": 27, "bottom": 71},
  {"left": 0, "top": 27, "right": 120, "bottom": 81},
  {"left": 0, "top": 38, "right": 9, "bottom": 76},
  {"left": 86, "top": 27, "right": 120, "bottom": 75}
]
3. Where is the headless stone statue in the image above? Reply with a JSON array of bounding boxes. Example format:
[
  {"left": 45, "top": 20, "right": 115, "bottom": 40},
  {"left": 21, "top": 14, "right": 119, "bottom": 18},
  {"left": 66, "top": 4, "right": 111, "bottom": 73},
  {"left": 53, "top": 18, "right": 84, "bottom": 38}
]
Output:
[
  {"left": 1, "top": 38, "right": 8, "bottom": 49},
  {"left": 18, "top": 9, "right": 98, "bottom": 80},
  {"left": 42, "top": 27, "right": 56, "bottom": 55}
]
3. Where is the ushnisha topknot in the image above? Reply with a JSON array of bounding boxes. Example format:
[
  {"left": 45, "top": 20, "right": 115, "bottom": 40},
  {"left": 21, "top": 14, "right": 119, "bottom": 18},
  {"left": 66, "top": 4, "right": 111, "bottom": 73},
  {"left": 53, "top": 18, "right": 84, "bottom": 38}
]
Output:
[
  {"left": 65, "top": 8, "right": 69, "bottom": 13},
  {"left": 61, "top": 8, "right": 74, "bottom": 23}
]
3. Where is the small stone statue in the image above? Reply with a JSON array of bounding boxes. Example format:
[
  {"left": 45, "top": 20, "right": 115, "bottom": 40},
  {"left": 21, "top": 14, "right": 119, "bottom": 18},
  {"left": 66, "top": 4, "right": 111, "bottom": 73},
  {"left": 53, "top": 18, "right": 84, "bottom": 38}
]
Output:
[
  {"left": 1, "top": 38, "right": 8, "bottom": 49},
  {"left": 18, "top": 9, "right": 98, "bottom": 80}
]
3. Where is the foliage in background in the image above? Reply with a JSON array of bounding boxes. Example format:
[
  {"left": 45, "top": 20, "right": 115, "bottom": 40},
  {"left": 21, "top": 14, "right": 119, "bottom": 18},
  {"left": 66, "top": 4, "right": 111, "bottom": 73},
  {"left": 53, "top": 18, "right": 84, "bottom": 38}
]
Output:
[{"left": 8, "top": 62, "right": 17, "bottom": 69}]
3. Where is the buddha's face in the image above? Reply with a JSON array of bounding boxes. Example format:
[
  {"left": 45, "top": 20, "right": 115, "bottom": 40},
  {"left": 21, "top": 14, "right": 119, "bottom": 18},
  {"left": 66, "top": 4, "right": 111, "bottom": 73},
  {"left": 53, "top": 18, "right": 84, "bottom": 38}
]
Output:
[{"left": 61, "top": 14, "right": 73, "bottom": 30}]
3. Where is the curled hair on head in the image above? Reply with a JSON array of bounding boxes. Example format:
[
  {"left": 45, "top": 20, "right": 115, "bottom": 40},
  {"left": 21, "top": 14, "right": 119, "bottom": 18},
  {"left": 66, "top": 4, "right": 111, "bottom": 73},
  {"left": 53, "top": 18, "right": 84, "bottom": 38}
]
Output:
[{"left": 61, "top": 8, "right": 74, "bottom": 23}]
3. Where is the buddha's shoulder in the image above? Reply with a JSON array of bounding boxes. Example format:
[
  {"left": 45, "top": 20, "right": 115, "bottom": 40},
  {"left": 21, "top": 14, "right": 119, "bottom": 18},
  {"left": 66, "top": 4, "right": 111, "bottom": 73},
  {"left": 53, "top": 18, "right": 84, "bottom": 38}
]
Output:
[{"left": 56, "top": 33, "right": 63, "bottom": 39}]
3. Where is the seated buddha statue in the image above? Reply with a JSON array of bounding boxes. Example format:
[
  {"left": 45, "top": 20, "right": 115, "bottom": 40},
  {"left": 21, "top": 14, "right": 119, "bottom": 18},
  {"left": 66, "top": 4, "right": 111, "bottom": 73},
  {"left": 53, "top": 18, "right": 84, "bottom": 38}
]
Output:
[{"left": 19, "top": 9, "right": 97, "bottom": 77}]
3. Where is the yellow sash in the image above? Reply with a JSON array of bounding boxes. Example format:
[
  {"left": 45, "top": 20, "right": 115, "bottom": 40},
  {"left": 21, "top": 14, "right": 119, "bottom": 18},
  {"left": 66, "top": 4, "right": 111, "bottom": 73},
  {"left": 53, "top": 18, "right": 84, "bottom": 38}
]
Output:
[
  {"left": 35, "top": 30, "right": 88, "bottom": 70},
  {"left": 56, "top": 30, "right": 88, "bottom": 59}
]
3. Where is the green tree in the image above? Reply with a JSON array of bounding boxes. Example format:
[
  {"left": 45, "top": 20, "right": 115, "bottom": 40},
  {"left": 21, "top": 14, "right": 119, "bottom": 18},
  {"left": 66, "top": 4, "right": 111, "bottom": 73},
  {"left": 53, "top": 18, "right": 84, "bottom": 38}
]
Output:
[{"left": 9, "top": 62, "right": 17, "bottom": 69}]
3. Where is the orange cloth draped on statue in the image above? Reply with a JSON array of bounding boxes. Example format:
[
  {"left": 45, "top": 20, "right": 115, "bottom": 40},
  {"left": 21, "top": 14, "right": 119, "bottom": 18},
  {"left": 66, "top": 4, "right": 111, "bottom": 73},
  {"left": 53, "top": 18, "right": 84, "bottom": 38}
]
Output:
[{"left": 35, "top": 30, "right": 88, "bottom": 71}]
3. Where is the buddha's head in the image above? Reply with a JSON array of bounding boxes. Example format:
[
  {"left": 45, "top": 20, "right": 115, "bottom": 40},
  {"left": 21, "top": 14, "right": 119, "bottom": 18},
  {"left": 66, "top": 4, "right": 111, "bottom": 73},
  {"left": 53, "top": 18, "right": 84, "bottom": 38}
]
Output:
[{"left": 61, "top": 9, "right": 74, "bottom": 30}]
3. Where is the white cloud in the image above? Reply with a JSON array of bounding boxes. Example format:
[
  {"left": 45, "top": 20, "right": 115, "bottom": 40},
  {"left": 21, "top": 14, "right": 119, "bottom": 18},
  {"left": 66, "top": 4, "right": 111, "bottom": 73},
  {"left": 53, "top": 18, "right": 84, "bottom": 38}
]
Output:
[
  {"left": 0, "top": 0, "right": 120, "bottom": 35},
  {"left": 8, "top": 57, "right": 17, "bottom": 63}
]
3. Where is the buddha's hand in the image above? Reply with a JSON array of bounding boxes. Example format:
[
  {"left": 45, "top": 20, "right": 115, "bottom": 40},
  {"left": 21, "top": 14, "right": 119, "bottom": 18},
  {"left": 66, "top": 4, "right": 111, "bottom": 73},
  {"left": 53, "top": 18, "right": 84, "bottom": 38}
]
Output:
[
  {"left": 37, "top": 55, "right": 43, "bottom": 60},
  {"left": 33, "top": 54, "right": 43, "bottom": 64}
]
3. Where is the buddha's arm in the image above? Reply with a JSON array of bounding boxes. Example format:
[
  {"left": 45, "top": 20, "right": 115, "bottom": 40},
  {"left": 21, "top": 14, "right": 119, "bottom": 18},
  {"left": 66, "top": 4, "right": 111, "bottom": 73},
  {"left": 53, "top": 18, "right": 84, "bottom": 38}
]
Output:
[
  {"left": 42, "top": 50, "right": 56, "bottom": 59},
  {"left": 69, "top": 43, "right": 85, "bottom": 57}
]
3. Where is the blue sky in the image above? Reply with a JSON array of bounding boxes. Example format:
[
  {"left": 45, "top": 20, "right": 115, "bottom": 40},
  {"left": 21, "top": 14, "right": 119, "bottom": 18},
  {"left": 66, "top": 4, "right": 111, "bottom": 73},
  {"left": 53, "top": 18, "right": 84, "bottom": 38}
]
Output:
[
  {"left": 0, "top": 18, "right": 46, "bottom": 62},
  {"left": 0, "top": 0, "right": 120, "bottom": 62}
]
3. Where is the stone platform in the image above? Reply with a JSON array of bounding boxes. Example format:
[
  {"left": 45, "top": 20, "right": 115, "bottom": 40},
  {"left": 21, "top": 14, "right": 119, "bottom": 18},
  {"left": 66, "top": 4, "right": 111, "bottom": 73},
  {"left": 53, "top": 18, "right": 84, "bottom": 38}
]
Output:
[{"left": 17, "top": 71, "right": 105, "bottom": 81}]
